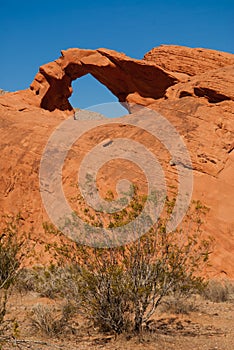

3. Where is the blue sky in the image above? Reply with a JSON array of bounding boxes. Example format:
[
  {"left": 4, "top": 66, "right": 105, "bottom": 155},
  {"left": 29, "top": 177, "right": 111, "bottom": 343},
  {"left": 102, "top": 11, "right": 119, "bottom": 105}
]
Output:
[{"left": 0, "top": 0, "right": 233, "bottom": 110}]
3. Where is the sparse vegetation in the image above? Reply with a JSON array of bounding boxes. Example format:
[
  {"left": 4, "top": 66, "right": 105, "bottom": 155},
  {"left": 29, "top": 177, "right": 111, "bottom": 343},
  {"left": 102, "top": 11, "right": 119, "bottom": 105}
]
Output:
[
  {"left": 159, "top": 294, "right": 198, "bottom": 314},
  {"left": 15, "top": 196, "right": 211, "bottom": 336},
  {"left": 17, "top": 265, "right": 68, "bottom": 299},
  {"left": 0, "top": 195, "right": 214, "bottom": 342},
  {"left": 203, "top": 279, "right": 234, "bottom": 303},
  {"left": 75, "top": 226, "right": 209, "bottom": 333},
  {"left": 0, "top": 216, "right": 24, "bottom": 329},
  {"left": 30, "top": 302, "right": 74, "bottom": 336}
]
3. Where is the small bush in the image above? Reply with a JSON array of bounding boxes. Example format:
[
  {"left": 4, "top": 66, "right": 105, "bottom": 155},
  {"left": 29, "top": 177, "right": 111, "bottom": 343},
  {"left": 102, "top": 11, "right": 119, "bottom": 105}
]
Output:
[
  {"left": 30, "top": 303, "right": 73, "bottom": 336},
  {"left": 16, "top": 266, "right": 65, "bottom": 298},
  {"left": 78, "top": 262, "right": 132, "bottom": 334},
  {"left": 29, "top": 198, "right": 210, "bottom": 335},
  {"left": 203, "top": 280, "right": 234, "bottom": 303},
  {"left": 16, "top": 264, "right": 82, "bottom": 303},
  {"left": 76, "top": 225, "right": 210, "bottom": 334},
  {"left": 0, "top": 216, "right": 24, "bottom": 328},
  {"left": 14, "top": 197, "right": 211, "bottom": 336},
  {"left": 159, "top": 294, "right": 198, "bottom": 314}
]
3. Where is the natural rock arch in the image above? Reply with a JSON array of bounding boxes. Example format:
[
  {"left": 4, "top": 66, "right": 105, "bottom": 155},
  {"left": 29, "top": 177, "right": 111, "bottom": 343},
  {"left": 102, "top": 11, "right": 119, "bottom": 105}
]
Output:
[
  {"left": 1, "top": 44, "right": 234, "bottom": 277},
  {"left": 30, "top": 48, "right": 179, "bottom": 111},
  {"left": 69, "top": 73, "right": 123, "bottom": 110}
]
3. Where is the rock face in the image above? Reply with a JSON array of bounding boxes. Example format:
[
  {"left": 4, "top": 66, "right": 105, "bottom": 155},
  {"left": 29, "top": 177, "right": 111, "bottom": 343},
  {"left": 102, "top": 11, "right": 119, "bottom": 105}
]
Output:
[
  {"left": 30, "top": 48, "right": 179, "bottom": 111},
  {"left": 144, "top": 45, "right": 234, "bottom": 76},
  {"left": 0, "top": 45, "right": 234, "bottom": 277}
]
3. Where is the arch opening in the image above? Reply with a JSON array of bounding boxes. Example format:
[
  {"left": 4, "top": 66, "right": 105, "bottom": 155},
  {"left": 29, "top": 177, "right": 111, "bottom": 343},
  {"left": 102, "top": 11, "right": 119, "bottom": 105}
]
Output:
[
  {"left": 69, "top": 74, "right": 129, "bottom": 118},
  {"left": 30, "top": 48, "right": 179, "bottom": 113}
]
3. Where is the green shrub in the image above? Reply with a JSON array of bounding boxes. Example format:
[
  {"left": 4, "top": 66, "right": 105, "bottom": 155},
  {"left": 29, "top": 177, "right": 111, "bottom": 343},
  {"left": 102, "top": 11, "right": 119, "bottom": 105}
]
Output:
[
  {"left": 75, "top": 218, "right": 210, "bottom": 334},
  {"left": 14, "top": 198, "right": 211, "bottom": 336},
  {"left": 17, "top": 265, "right": 65, "bottom": 298}
]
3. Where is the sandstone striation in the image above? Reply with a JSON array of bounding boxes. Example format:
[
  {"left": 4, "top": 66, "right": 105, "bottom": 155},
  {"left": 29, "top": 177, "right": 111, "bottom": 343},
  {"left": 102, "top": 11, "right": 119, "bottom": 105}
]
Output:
[{"left": 144, "top": 44, "right": 234, "bottom": 76}]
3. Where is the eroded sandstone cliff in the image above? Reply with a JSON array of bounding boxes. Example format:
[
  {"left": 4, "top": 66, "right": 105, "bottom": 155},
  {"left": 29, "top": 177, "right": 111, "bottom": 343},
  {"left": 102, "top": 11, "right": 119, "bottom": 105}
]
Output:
[{"left": 0, "top": 45, "right": 233, "bottom": 277}]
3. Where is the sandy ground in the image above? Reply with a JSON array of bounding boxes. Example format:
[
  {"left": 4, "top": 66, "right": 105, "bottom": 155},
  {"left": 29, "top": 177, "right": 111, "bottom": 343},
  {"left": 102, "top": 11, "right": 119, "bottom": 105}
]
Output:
[{"left": 0, "top": 290, "right": 233, "bottom": 350}]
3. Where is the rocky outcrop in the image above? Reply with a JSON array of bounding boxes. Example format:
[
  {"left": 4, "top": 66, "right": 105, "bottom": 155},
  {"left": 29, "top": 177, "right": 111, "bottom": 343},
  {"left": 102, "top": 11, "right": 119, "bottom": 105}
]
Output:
[
  {"left": 30, "top": 48, "right": 179, "bottom": 111},
  {"left": 0, "top": 45, "right": 233, "bottom": 277},
  {"left": 166, "top": 65, "right": 234, "bottom": 102},
  {"left": 144, "top": 45, "right": 234, "bottom": 76},
  {"left": 29, "top": 46, "right": 234, "bottom": 112}
]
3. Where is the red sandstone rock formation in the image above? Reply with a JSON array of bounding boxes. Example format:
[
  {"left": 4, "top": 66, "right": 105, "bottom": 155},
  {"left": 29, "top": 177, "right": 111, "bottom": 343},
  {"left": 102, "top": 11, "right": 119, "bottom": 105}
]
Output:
[
  {"left": 144, "top": 45, "right": 234, "bottom": 76},
  {"left": 29, "top": 48, "right": 180, "bottom": 111},
  {"left": 0, "top": 45, "right": 233, "bottom": 277}
]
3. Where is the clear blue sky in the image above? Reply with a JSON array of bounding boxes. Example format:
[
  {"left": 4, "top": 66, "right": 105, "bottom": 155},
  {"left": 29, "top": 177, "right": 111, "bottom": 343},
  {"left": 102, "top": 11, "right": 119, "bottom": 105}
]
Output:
[{"left": 0, "top": 0, "right": 233, "bottom": 109}]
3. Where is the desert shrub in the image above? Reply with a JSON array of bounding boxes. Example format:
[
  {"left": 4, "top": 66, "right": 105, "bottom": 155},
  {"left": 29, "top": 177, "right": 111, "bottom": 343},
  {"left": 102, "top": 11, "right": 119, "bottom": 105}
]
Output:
[
  {"left": 16, "top": 264, "right": 82, "bottom": 303},
  {"left": 203, "top": 280, "right": 234, "bottom": 302},
  {"left": 75, "top": 225, "right": 209, "bottom": 334},
  {"left": 17, "top": 264, "right": 130, "bottom": 334},
  {"left": 16, "top": 265, "right": 66, "bottom": 298},
  {"left": 16, "top": 267, "right": 40, "bottom": 293},
  {"left": 78, "top": 258, "right": 132, "bottom": 334},
  {"left": 159, "top": 293, "right": 198, "bottom": 314},
  {"left": 18, "top": 226, "right": 209, "bottom": 334},
  {"left": 67, "top": 194, "right": 210, "bottom": 335},
  {"left": 30, "top": 302, "right": 73, "bottom": 336},
  {"left": 0, "top": 216, "right": 24, "bottom": 328},
  {"left": 15, "top": 197, "right": 210, "bottom": 335}
]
